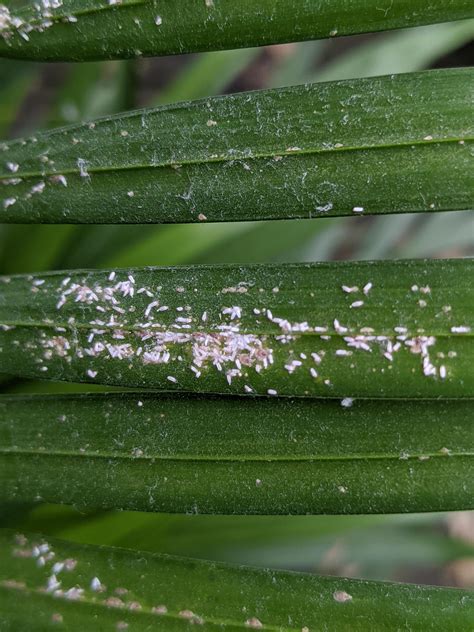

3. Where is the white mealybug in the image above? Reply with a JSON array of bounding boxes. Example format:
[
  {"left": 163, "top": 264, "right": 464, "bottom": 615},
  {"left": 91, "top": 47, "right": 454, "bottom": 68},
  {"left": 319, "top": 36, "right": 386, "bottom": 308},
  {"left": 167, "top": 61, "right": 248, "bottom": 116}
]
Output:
[
  {"left": 3, "top": 197, "right": 16, "bottom": 208},
  {"left": 90, "top": 577, "right": 102, "bottom": 592},
  {"left": 77, "top": 158, "right": 89, "bottom": 177},
  {"left": 451, "top": 326, "right": 471, "bottom": 333},
  {"left": 46, "top": 574, "right": 61, "bottom": 593}
]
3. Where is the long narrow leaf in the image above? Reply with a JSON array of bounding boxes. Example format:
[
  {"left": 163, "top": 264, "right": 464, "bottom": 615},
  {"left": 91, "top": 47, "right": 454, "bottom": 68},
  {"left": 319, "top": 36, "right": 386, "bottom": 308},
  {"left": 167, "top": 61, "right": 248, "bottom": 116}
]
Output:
[
  {"left": 1, "top": 0, "right": 473, "bottom": 62},
  {"left": 0, "top": 69, "right": 472, "bottom": 224},
  {"left": 1, "top": 393, "right": 473, "bottom": 514},
  {"left": 1, "top": 530, "right": 473, "bottom": 630},
  {"left": 0, "top": 259, "right": 472, "bottom": 397}
]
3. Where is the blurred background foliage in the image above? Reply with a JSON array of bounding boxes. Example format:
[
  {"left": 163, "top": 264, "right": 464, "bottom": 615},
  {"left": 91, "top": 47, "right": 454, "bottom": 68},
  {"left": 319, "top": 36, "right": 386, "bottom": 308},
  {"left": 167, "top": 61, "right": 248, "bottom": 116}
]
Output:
[{"left": 1, "top": 19, "right": 473, "bottom": 589}]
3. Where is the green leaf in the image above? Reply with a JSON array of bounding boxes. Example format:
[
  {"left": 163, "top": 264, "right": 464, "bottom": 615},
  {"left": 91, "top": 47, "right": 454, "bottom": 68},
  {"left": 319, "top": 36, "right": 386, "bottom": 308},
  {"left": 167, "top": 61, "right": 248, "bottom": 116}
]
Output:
[
  {"left": 1, "top": 69, "right": 472, "bottom": 224},
  {"left": 50, "top": 49, "right": 264, "bottom": 269},
  {"left": 1, "top": 392, "right": 473, "bottom": 514},
  {"left": 0, "top": 259, "right": 472, "bottom": 397},
  {"left": 0, "top": 59, "right": 138, "bottom": 276},
  {"left": 1, "top": 530, "right": 473, "bottom": 631},
  {"left": 43, "top": 49, "right": 262, "bottom": 270},
  {"left": 84, "top": 20, "right": 474, "bottom": 272},
  {"left": 1, "top": 0, "right": 473, "bottom": 62}
]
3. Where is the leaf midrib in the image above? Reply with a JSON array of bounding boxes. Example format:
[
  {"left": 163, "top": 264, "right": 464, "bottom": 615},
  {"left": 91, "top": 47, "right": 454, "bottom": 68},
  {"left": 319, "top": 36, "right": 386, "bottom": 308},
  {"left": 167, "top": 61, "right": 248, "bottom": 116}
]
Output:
[
  {"left": 1, "top": 135, "right": 471, "bottom": 182},
  {"left": 1, "top": 320, "right": 471, "bottom": 339},
  {"left": 1, "top": 318, "right": 472, "bottom": 344},
  {"left": 2, "top": 448, "right": 470, "bottom": 462}
]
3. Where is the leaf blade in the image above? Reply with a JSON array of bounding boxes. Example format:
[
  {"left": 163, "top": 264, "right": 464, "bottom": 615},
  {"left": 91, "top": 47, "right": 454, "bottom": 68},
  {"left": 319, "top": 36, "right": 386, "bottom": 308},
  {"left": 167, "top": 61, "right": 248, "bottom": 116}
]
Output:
[
  {"left": 0, "top": 259, "right": 472, "bottom": 397},
  {"left": 1, "top": 392, "right": 473, "bottom": 514},
  {"left": 1, "top": 69, "right": 472, "bottom": 224},
  {"left": 1, "top": 530, "right": 473, "bottom": 630},
  {"left": 0, "top": 0, "right": 473, "bottom": 62}
]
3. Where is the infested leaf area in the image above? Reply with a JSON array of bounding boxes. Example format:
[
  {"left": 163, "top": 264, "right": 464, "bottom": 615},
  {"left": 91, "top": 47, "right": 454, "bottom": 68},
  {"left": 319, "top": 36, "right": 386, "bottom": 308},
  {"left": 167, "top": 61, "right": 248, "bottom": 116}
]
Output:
[
  {"left": 0, "top": 260, "right": 472, "bottom": 396},
  {"left": 0, "top": 1, "right": 473, "bottom": 629}
]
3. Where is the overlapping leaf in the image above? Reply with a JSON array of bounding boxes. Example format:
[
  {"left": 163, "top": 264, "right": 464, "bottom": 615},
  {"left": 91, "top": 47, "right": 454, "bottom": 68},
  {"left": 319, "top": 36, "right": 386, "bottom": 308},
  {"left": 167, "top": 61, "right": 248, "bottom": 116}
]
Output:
[
  {"left": 0, "top": 69, "right": 472, "bottom": 224},
  {"left": 0, "top": 259, "right": 472, "bottom": 397},
  {"left": 1, "top": 0, "right": 473, "bottom": 61},
  {"left": 1, "top": 393, "right": 473, "bottom": 514},
  {"left": 1, "top": 530, "right": 473, "bottom": 630}
]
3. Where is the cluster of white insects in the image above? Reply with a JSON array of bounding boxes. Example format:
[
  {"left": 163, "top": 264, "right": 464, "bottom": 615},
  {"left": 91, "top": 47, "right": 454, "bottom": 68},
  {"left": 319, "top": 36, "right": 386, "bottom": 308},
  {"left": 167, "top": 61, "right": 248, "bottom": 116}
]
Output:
[
  {"left": 0, "top": 0, "right": 171, "bottom": 49},
  {"left": 6, "top": 533, "right": 342, "bottom": 629},
  {"left": 0, "top": 270, "right": 468, "bottom": 394},
  {"left": 0, "top": 0, "right": 74, "bottom": 43},
  {"left": 7, "top": 533, "right": 204, "bottom": 626},
  {"left": 1, "top": 158, "right": 67, "bottom": 211}
]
